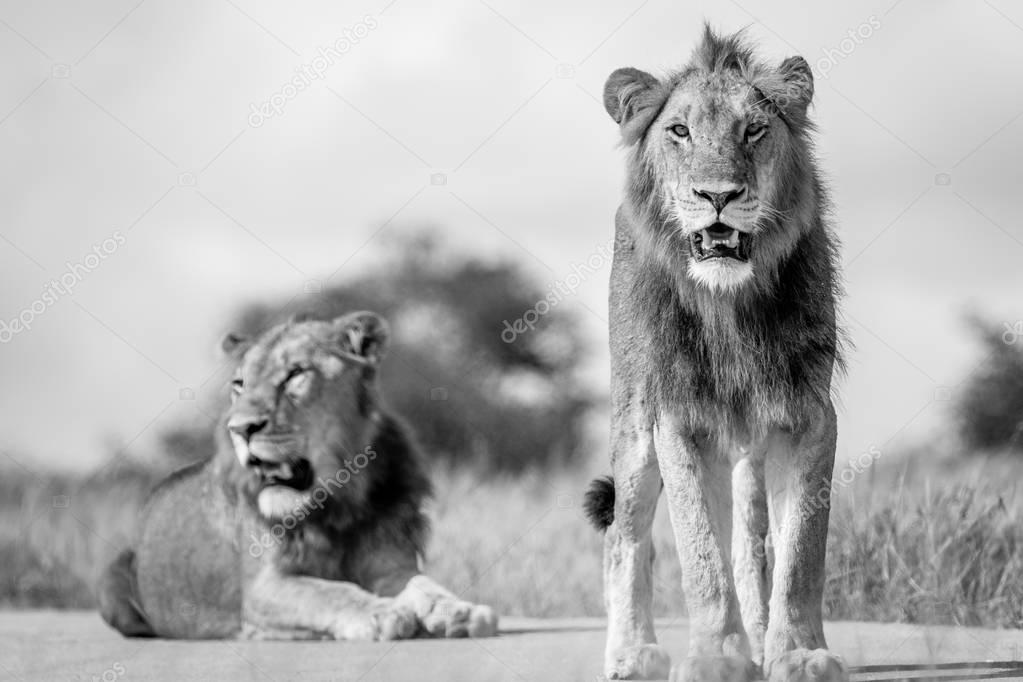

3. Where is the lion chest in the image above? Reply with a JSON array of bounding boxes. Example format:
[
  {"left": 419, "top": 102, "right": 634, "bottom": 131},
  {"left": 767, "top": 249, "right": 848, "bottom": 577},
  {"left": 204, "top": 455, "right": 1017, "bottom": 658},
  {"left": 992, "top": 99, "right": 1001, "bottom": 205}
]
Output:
[
  {"left": 270, "top": 527, "right": 356, "bottom": 582},
  {"left": 634, "top": 297, "right": 833, "bottom": 436}
]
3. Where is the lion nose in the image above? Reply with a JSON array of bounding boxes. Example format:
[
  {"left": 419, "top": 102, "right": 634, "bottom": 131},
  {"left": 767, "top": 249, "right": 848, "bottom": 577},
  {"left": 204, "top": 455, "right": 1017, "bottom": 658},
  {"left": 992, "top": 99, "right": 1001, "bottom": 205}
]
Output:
[
  {"left": 693, "top": 185, "right": 746, "bottom": 214},
  {"left": 227, "top": 415, "right": 269, "bottom": 441}
]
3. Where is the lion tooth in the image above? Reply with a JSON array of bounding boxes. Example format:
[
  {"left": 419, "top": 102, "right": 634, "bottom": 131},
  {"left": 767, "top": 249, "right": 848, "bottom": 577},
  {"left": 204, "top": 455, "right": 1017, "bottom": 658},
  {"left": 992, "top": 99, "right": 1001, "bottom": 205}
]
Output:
[{"left": 701, "top": 228, "right": 740, "bottom": 250}]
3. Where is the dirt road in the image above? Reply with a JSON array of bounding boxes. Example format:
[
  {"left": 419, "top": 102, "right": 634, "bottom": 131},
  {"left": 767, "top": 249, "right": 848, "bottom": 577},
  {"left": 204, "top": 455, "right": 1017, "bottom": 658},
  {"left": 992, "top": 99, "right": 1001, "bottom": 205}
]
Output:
[{"left": 3, "top": 612, "right": 1022, "bottom": 681}]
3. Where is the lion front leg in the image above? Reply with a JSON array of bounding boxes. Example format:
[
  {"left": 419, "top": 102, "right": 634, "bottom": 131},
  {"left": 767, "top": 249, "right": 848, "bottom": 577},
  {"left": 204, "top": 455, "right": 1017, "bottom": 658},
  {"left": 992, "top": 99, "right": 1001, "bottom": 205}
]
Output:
[
  {"left": 763, "top": 405, "right": 848, "bottom": 682},
  {"left": 392, "top": 575, "right": 498, "bottom": 638},
  {"left": 602, "top": 401, "right": 669, "bottom": 680},
  {"left": 732, "top": 454, "right": 769, "bottom": 669},
  {"left": 654, "top": 414, "right": 757, "bottom": 682},
  {"left": 242, "top": 568, "right": 418, "bottom": 641}
]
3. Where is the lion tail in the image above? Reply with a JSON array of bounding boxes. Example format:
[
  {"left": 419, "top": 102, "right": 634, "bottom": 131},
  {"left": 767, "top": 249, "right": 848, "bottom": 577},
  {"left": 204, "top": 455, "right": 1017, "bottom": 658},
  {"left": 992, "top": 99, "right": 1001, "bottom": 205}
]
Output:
[
  {"left": 97, "top": 548, "right": 155, "bottom": 638},
  {"left": 583, "top": 476, "right": 615, "bottom": 531}
]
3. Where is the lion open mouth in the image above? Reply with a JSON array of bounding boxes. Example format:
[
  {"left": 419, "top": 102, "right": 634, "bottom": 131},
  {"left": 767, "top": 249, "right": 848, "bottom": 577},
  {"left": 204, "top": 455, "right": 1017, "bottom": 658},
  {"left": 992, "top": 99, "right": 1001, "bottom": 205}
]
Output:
[
  {"left": 247, "top": 438, "right": 315, "bottom": 492},
  {"left": 257, "top": 458, "right": 314, "bottom": 491},
  {"left": 689, "top": 223, "right": 750, "bottom": 262}
]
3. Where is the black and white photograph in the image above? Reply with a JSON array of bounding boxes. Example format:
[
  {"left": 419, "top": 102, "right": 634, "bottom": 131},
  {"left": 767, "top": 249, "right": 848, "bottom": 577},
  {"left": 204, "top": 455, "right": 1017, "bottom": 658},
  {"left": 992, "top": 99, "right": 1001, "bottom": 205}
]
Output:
[{"left": 1, "top": 1, "right": 1022, "bottom": 680}]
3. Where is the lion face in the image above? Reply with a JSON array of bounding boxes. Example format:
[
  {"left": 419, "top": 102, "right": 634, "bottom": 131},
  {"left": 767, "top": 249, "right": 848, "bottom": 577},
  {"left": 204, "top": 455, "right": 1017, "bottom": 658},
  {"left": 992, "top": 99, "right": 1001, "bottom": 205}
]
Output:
[
  {"left": 605, "top": 31, "right": 815, "bottom": 294},
  {"left": 220, "top": 311, "right": 389, "bottom": 522},
  {"left": 646, "top": 78, "right": 774, "bottom": 292}
]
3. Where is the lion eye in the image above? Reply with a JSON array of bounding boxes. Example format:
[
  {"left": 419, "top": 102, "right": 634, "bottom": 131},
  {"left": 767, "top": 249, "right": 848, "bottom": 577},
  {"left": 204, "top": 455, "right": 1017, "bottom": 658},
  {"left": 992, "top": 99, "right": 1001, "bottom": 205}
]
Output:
[
  {"left": 668, "top": 124, "right": 690, "bottom": 139},
  {"left": 745, "top": 123, "right": 767, "bottom": 143},
  {"left": 230, "top": 378, "right": 243, "bottom": 399},
  {"left": 284, "top": 367, "right": 310, "bottom": 395}
]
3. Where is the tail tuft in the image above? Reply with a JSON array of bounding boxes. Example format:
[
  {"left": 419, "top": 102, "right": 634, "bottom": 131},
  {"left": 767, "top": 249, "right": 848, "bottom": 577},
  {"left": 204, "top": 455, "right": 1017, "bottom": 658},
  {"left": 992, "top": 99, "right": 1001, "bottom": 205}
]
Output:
[{"left": 583, "top": 475, "right": 615, "bottom": 531}]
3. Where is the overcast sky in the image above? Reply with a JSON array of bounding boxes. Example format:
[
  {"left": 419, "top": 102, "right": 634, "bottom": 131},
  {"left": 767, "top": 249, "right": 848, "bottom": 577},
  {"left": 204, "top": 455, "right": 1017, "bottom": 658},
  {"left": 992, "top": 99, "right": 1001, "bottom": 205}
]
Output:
[{"left": 1, "top": 0, "right": 1022, "bottom": 472}]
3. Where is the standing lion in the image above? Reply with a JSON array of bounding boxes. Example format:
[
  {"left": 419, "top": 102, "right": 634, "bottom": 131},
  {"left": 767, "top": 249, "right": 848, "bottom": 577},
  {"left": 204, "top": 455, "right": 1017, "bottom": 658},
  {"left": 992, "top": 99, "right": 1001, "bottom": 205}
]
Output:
[
  {"left": 584, "top": 27, "right": 847, "bottom": 682},
  {"left": 98, "top": 311, "right": 497, "bottom": 641}
]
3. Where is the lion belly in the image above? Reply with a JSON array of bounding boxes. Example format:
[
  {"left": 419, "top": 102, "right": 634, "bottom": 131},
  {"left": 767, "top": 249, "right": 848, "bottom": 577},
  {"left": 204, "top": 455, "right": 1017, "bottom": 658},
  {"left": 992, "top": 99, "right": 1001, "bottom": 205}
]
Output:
[{"left": 135, "top": 461, "right": 244, "bottom": 639}]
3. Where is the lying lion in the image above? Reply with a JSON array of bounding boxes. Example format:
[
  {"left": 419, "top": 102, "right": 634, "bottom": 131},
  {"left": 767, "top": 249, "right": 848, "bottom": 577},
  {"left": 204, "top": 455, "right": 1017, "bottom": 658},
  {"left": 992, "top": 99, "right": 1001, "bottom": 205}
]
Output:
[{"left": 98, "top": 311, "right": 498, "bottom": 640}]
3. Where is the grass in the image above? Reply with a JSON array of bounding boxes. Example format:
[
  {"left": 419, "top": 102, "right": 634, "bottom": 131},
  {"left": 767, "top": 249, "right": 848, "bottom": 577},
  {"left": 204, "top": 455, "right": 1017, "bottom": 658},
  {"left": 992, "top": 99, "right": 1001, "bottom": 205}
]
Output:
[
  {"left": 823, "top": 452, "right": 1023, "bottom": 628},
  {"left": 2, "top": 449, "right": 1023, "bottom": 629}
]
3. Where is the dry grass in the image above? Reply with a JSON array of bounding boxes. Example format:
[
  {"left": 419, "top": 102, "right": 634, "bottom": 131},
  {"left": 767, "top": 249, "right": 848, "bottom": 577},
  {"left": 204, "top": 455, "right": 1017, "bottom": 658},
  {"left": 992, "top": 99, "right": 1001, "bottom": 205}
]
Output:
[
  {"left": 824, "top": 453, "right": 1023, "bottom": 628},
  {"left": 2, "top": 451, "right": 1023, "bottom": 628}
]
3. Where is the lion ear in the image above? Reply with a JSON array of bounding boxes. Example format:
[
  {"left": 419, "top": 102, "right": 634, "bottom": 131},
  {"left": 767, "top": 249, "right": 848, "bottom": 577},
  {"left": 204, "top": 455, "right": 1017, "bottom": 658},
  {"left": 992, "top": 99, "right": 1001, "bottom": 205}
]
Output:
[
  {"left": 603, "top": 67, "right": 667, "bottom": 145},
  {"left": 777, "top": 56, "right": 814, "bottom": 114},
  {"left": 218, "top": 332, "right": 250, "bottom": 359},
  {"left": 333, "top": 311, "right": 390, "bottom": 366}
]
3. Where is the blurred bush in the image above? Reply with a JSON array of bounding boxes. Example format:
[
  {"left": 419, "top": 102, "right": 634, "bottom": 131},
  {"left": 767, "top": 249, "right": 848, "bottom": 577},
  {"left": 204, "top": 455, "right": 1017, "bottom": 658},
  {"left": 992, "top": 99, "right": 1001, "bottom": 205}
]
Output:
[
  {"left": 162, "top": 230, "right": 593, "bottom": 474},
  {"left": 955, "top": 315, "right": 1023, "bottom": 453}
]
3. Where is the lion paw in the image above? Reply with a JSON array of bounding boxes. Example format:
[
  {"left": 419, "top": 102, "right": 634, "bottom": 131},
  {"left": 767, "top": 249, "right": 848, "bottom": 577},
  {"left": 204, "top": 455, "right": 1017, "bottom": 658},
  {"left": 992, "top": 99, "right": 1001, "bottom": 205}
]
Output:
[
  {"left": 420, "top": 597, "right": 498, "bottom": 638},
  {"left": 395, "top": 578, "right": 498, "bottom": 639},
  {"left": 332, "top": 599, "right": 418, "bottom": 641},
  {"left": 467, "top": 604, "right": 499, "bottom": 637},
  {"left": 767, "top": 649, "right": 848, "bottom": 682},
  {"left": 605, "top": 643, "right": 672, "bottom": 680},
  {"left": 373, "top": 600, "right": 419, "bottom": 641},
  {"left": 670, "top": 655, "right": 758, "bottom": 682}
]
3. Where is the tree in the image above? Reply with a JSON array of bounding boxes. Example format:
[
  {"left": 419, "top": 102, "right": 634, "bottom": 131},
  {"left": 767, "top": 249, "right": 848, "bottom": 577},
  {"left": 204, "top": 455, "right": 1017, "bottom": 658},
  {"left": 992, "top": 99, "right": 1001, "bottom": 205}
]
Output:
[
  {"left": 955, "top": 315, "right": 1023, "bottom": 453},
  {"left": 162, "top": 231, "right": 593, "bottom": 474}
]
